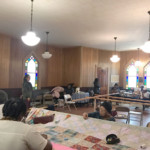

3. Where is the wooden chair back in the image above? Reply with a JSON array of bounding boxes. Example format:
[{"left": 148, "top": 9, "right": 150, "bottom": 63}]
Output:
[{"left": 116, "top": 106, "right": 130, "bottom": 112}]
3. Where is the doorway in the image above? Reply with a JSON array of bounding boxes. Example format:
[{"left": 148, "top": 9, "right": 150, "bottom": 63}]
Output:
[{"left": 97, "top": 67, "right": 108, "bottom": 95}]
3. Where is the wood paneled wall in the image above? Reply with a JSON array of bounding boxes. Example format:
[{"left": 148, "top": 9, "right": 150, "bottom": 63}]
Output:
[
  {"left": 98, "top": 50, "right": 120, "bottom": 87},
  {"left": 2, "top": 32, "right": 140, "bottom": 91},
  {"left": 80, "top": 47, "right": 120, "bottom": 87},
  {"left": 0, "top": 34, "right": 10, "bottom": 88},
  {"left": 63, "top": 47, "right": 81, "bottom": 87},
  {"left": 0, "top": 33, "right": 63, "bottom": 89},
  {"left": 47, "top": 47, "right": 63, "bottom": 86},
  {"left": 119, "top": 50, "right": 150, "bottom": 88},
  {"left": 9, "top": 38, "right": 48, "bottom": 88},
  {"left": 80, "top": 47, "right": 99, "bottom": 87}
]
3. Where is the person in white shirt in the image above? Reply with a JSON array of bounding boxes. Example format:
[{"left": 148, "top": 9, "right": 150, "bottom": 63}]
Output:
[
  {"left": 0, "top": 90, "right": 8, "bottom": 119},
  {"left": 0, "top": 103, "right": 4, "bottom": 119},
  {"left": 0, "top": 99, "right": 52, "bottom": 150}
]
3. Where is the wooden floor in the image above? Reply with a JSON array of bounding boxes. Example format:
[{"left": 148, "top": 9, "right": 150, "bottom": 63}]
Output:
[{"left": 55, "top": 104, "right": 150, "bottom": 127}]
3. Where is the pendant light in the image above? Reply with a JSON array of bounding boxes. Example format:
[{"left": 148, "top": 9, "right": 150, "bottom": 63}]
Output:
[
  {"left": 135, "top": 48, "right": 142, "bottom": 66},
  {"left": 42, "top": 32, "right": 52, "bottom": 59},
  {"left": 141, "top": 11, "right": 150, "bottom": 53},
  {"left": 21, "top": 0, "right": 40, "bottom": 46},
  {"left": 110, "top": 37, "right": 120, "bottom": 63}
]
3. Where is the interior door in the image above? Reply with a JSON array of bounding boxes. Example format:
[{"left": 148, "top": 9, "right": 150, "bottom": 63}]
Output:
[{"left": 97, "top": 67, "right": 108, "bottom": 95}]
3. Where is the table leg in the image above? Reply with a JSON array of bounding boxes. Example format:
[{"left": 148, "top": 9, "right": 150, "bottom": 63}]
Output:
[{"left": 94, "top": 98, "right": 96, "bottom": 111}]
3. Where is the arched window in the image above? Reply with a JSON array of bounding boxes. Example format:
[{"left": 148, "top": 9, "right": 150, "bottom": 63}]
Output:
[
  {"left": 126, "top": 62, "right": 139, "bottom": 89},
  {"left": 25, "top": 56, "right": 38, "bottom": 89},
  {"left": 144, "top": 62, "right": 150, "bottom": 88}
]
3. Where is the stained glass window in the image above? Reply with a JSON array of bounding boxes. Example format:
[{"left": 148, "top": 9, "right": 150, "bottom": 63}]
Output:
[
  {"left": 25, "top": 56, "right": 38, "bottom": 90},
  {"left": 144, "top": 62, "right": 150, "bottom": 88},
  {"left": 126, "top": 62, "right": 139, "bottom": 89}
]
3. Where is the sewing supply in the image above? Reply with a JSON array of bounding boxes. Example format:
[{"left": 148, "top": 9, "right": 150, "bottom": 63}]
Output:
[{"left": 140, "top": 144, "right": 146, "bottom": 149}]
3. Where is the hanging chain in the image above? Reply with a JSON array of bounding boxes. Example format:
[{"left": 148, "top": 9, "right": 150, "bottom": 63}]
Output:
[
  {"left": 46, "top": 32, "right": 49, "bottom": 52},
  {"left": 148, "top": 11, "right": 150, "bottom": 40},
  {"left": 114, "top": 37, "right": 117, "bottom": 54},
  {"left": 138, "top": 48, "right": 140, "bottom": 61},
  {"left": 30, "top": 0, "right": 34, "bottom": 31}
]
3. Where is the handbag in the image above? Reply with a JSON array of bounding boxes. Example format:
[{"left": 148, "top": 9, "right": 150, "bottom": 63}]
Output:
[{"left": 33, "top": 114, "right": 55, "bottom": 124}]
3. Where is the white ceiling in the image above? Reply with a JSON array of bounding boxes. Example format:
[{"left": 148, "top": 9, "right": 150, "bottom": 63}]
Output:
[{"left": 0, "top": 0, "right": 150, "bottom": 51}]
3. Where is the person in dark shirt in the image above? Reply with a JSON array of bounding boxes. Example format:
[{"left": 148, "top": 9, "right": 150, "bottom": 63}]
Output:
[
  {"left": 83, "top": 101, "right": 115, "bottom": 121},
  {"left": 93, "top": 78, "right": 100, "bottom": 94},
  {"left": 22, "top": 74, "right": 33, "bottom": 109},
  {"left": 65, "top": 84, "right": 74, "bottom": 95}
]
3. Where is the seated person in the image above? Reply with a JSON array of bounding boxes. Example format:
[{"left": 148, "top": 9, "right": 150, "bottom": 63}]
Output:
[
  {"left": 142, "top": 90, "right": 150, "bottom": 100},
  {"left": 141, "top": 88, "right": 150, "bottom": 110},
  {"left": 83, "top": 101, "right": 115, "bottom": 121},
  {"left": 65, "top": 83, "right": 74, "bottom": 95},
  {"left": 0, "top": 99, "right": 52, "bottom": 150},
  {"left": 132, "top": 88, "right": 141, "bottom": 99},
  {"left": 111, "top": 83, "right": 120, "bottom": 94}
]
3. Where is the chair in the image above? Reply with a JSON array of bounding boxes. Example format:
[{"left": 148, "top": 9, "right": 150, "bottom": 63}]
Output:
[
  {"left": 115, "top": 106, "right": 130, "bottom": 124},
  {"left": 128, "top": 103, "right": 143, "bottom": 126},
  {"left": 64, "top": 94, "right": 77, "bottom": 112},
  {"left": 129, "top": 110, "right": 143, "bottom": 126},
  {"left": 43, "top": 93, "right": 54, "bottom": 105},
  {"left": 32, "top": 90, "right": 43, "bottom": 106}
]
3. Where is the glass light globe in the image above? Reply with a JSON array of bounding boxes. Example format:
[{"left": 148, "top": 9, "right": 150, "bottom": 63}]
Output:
[
  {"left": 21, "top": 31, "right": 40, "bottom": 46},
  {"left": 110, "top": 55, "right": 120, "bottom": 63},
  {"left": 42, "top": 51, "right": 52, "bottom": 59},
  {"left": 141, "top": 40, "right": 150, "bottom": 53},
  {"left": 135, "top": 60, "right": 142, "bottom": 66}
]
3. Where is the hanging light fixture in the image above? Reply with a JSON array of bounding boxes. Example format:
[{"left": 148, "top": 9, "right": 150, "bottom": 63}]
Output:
[
  {"left": 110, "top": 37, "right": 120, "bottom": 63},
  {"left": 21, "top": 0, "right": 40, "bottom": 46},
  {"left": 135, "top": 48, "right": 142, "bottom": 66},
  {"left": 141, "top": 11, "right": 150, "bottom": 53},
  {"left": 42, "top": 32, "right": 52, "bottom": 59}
]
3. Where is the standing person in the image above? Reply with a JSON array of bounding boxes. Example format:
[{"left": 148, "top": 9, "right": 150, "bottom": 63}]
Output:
[
  {"left": 93, "top": 78, "right": 100, "bottom": 94},
  {"left": 22, "top": 74, "right": 32, "bottom": 109},
  {"left": 0, "top": 99, "right": 52, "bottom": 150}
]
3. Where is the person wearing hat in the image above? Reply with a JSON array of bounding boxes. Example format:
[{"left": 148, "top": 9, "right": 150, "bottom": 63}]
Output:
[{"left": 83, "top": 101, "right": 115, "bottom": 121}]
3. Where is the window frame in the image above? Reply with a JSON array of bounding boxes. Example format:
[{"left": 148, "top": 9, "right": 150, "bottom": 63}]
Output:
[
  {"left": 126, "top": 62, "right": 139, "bottom": 89},
  {"left": 24, "top": 55, "right": 39, "bottom": 90},
  {"left": 144, "top": 62, "right": 150, "bottom": 89}
]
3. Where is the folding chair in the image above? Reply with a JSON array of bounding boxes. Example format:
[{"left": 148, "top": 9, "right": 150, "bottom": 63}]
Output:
[
  {"left": 115, "top": 106, "right": 130, "bottom": 124},
  {"left": 64, "top": 94, "right": 77, "bottom": 112}
]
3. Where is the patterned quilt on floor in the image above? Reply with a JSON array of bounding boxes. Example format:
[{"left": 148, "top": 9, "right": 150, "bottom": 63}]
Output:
[{"left": 42, "top": 126, "right": 135, "bottom": 150}]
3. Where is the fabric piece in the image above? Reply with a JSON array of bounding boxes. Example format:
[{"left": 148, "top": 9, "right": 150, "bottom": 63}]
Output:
[{"left": 52, "top": 142, "right": 77, "bottom": 150}]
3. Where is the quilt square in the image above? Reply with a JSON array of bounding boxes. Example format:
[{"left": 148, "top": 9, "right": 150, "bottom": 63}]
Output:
[
  {"left": 49, "top": 136, "right": 63, "bottom": 143},
  {"left": 63, "top": 129, "right": 78, "bottom": 137},
  {"left": 84, "top": 136, "right": 101, "bottom": 143},
  {"left": 74, "top": 133, "right": 87, "bottom": 139},
  {"left": 112, "top": 144, "right": 131, "bottom": 150},
  {"left": 54, "top": 126, "right": 67, "bottom": 133},
  {"left": 71, "top": 144, "right": 89, "bottom": 150},
  {"left": 92, "top": 144, "right": 110, "bottom": 150},
  {"left": 45, "top": 126, "right": 56, "bottom": 130},
  {"left": 78, "top": 140, "right": 95, "bottom": 147},
  {"left": 45, "top": 129, "right": 59, "bottom": 136}
]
